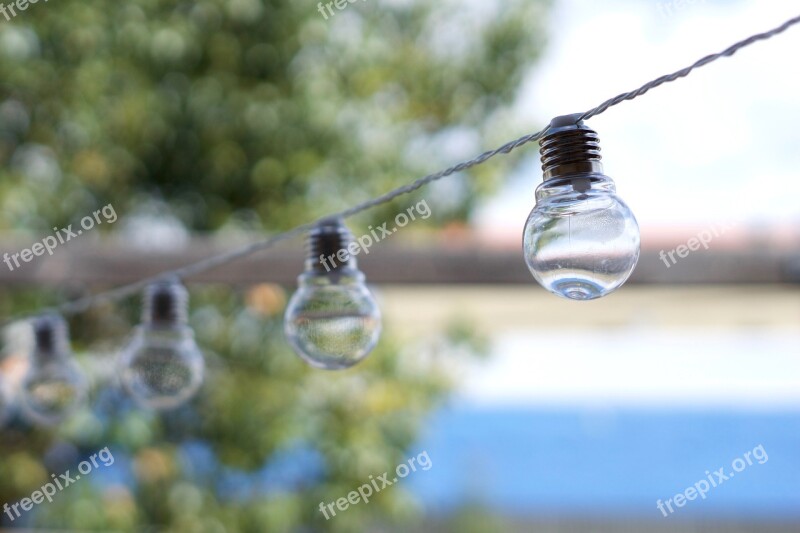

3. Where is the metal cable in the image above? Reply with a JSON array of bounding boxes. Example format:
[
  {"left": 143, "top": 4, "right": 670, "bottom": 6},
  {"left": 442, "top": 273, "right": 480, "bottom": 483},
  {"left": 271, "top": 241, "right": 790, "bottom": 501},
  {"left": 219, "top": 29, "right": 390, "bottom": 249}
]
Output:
[{"left": 9, "top": 13, "right": 800, "bottom": 323}]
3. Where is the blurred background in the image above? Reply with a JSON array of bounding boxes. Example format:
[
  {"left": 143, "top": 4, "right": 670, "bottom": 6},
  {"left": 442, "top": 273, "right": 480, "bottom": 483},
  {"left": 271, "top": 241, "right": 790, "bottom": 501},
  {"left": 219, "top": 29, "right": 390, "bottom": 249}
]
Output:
[{"left": 0, "top": 0, "right": 798, "bottom": 531}]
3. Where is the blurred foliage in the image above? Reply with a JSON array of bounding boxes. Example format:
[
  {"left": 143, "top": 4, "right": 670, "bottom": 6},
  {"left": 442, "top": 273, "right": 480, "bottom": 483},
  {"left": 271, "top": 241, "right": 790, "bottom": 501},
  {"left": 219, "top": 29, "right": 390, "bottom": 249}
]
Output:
[
  {"left": 2, "top": 286, "right": 479, "bottom": 531},
  {"left": 0, "top": 0, "right": 549, "bottom": 231},
  {"left": 0, "top": 0, "right": 548, "bottom": 530}
]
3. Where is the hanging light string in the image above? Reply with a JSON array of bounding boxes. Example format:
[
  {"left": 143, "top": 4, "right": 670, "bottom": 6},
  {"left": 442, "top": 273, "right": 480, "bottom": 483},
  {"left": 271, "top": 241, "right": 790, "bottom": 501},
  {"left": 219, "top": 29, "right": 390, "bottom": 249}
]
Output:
[
  {"left": 7, "top": 13, "right": 800, "bottom": 323},
  {"left": 577, "top": 13, "right": 800, "bottom": 121}
]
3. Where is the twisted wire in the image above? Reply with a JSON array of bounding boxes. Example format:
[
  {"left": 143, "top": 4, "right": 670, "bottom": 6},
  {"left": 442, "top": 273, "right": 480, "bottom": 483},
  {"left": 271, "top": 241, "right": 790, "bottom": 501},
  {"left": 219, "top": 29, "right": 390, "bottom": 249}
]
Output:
[{"left": 8, "top": 13, "right": 800, "bottom": 323}]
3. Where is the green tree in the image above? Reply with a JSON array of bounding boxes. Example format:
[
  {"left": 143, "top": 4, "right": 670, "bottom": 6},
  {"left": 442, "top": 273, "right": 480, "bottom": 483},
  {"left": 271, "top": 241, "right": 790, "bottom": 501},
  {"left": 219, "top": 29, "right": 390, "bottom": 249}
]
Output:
[{"left": 0, "top": 0, "right": 548, "bottom": 530}]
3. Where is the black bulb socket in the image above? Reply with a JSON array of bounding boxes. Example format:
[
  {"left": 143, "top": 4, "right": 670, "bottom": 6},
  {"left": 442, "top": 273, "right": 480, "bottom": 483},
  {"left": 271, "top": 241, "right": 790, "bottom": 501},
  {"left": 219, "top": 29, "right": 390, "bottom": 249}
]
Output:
[
  {"left": 143, "top": 278, "right": 189, "bottom": 327},
  {"left": 306, "top": 218, "right": 358, "bottom": 275},
  {"left": 540, "top": 113, "right": 605, "bottom": 192}
]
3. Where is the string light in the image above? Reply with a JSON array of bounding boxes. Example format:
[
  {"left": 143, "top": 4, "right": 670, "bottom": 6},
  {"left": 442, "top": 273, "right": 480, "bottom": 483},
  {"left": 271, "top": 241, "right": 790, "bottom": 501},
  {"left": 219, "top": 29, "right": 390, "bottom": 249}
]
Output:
[
  {"left": 118, "top": 279, "right": 204, "bottom": 409},
  {"left": 4, "top": 13, "right": 793, "bottom": 326},
  {"left": 20, "top": 315, "right": 87, "bottom": 425},
  {"left": 284, "top": 219, "right": 382, "bottom": 370},
  {"left": 0, "top": 15, "right": 796, "bottom": 419},
  {"left": 523, "top": 114, "right": 640, "bottom": 300}
]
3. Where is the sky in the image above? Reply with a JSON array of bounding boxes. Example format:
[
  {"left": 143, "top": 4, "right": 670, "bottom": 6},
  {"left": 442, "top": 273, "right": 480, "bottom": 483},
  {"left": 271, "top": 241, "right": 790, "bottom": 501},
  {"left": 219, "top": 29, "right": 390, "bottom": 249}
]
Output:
[
  {"left": 453, "top": 0, "right": 800, "bottom": 410},
  {"left": 475, "top": 0, "right": 800, "bottom": 240}
]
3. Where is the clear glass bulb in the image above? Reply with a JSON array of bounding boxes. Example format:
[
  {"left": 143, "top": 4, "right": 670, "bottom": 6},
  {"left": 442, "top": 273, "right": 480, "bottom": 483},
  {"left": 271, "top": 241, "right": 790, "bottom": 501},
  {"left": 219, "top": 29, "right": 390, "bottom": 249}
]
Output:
[
  {"left": 285, "top": 270, "right": 381, "bottom": 370},
  {"left": 119, "top": 325, "right": 204, "bottom": 409},
  {"left": 284, "top": 219, "right": 381, "bottom": 370},
  {"left": 20, "top": 315, "right": 87, "bottom": 426},
  {"left": 523, "top": 175, "right": 640, "bottom": 300},
  {"left": 118, "top": 279, "right": 204, "bottom": 410},
  {"left": 523, "top": 114, "right": 640, "bottom": 300}
]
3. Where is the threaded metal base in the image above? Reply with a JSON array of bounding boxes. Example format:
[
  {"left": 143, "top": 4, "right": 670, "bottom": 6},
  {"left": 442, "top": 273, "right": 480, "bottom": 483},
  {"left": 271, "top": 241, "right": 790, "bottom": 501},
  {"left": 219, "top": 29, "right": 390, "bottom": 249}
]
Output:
[
  {"left": 307, "top": 219, "right": 355, "bottom": 273},
  {"left": 144, "top": 278, "right": 188, "bottom": 325},
  {"left": 32, "top": 314, "right": 68, "bottom": 360},
  {"left": 540, "top": 115, "right": 603, "bottom": 181}
]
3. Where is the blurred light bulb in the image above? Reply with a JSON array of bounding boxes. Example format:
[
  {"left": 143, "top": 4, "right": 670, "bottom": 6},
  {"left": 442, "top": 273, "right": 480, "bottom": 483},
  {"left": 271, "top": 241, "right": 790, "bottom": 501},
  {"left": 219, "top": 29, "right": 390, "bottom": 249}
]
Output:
[
  {"left": 284, "top": 219, "right": 381, "bottom": 370},
  {"left": 523, "top": 114, "right": 640, "bottom": 300},
  {"left": 20, "top": 315, "right": 87, "bottom": 426},
  {"left": 118, "top": 278, "right": 204, "bottom": 409}
]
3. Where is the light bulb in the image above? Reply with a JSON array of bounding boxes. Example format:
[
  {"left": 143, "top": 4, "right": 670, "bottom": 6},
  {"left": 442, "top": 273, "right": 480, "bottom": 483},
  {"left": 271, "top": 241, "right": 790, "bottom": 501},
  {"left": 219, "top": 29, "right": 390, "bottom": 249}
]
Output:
[
  {"left": 523, "top": 114, "right": 640, "bottom": 300},
  {"left": 118, "top": 278, "right": 204, "bottom": 409},
  {"left": 284, "top": 219, "right": 381, "bottom": 370},
  {"left": 20, "top": 315, "right": 87, "bottom": 425}
]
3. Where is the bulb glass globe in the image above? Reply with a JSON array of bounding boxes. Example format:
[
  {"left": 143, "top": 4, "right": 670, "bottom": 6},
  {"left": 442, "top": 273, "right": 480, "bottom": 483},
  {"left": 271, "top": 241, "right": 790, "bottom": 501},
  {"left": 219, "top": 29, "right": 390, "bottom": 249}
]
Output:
[
  {"left": 20, "top": 316, "right": 87, "bottom": 425},
  {"left": 523, "top": 174, "right": 639, "bottom": 300},
  {"left": 119, "top": 325, "right": 204, "bottom": 409},
  {"left": 22, "top": 360, "right": 86, "bottom": 425},
  {"left": 285, "top": 270, "right": 381, "bottom": 370}
]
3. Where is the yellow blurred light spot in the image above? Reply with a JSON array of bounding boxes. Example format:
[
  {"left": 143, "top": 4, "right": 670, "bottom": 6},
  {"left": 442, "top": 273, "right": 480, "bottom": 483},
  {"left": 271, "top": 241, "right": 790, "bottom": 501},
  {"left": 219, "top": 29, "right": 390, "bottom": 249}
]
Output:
[
  {"left": 72, "top": 150, "right": 111, "bottom": 187},
  {"left": 133, "top": 448, "right": 175, "bottom": 484},
  {"left": 246, "top": 284, "right": 286, "bottom": 317},
  {"left": 364, "top": 383, "right": 405, "bottom": 413},
  {"left": 8, "top": 452, "right": 47, "bottom": 488}
]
